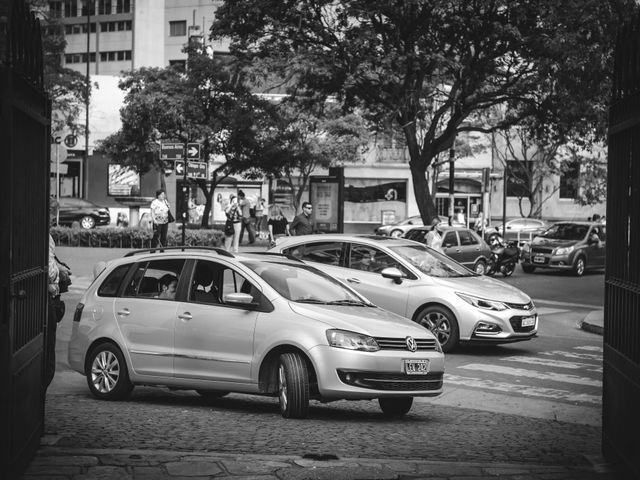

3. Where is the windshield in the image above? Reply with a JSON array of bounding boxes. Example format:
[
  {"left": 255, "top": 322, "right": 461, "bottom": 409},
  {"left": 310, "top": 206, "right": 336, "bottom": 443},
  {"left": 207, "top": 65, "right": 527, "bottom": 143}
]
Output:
[
  {"left": 539, "top": 223, "right": 588, "bottom": 241},
  {"left": 390, "top": 244, "right": 475, "bottom": 277},
  {"left": 243, "top": 261, "right": 373, "bottom": 305}
]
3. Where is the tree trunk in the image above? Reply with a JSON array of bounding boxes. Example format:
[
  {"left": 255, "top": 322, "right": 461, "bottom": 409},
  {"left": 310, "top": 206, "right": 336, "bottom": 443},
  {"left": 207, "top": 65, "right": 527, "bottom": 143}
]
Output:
[
  {"left": 410, "top": 162, "right": 438, "bottom": 225},
  {"left": 197, "top": 179, "right": 216, "bottom": 228}
]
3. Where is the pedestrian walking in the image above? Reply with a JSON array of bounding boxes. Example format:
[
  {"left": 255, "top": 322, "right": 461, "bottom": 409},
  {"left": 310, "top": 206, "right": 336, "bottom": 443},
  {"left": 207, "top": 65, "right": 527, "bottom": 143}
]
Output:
[
  {"left": 290, "top": 202, "right": 314, "bottom": 236},
  {"left": 474, "top": 209, "right": 488, "bottom": 235},
  {"left": 255, "top": 197, "right": 267, "bottom": 237},
  {"left": 237, "top": 190, "right": 256, "bottom": 245},
  {"left": 150, "top": 189, "right": 172, "bottom": 249},
  {"left": 425, "top": 217, "right": 443, "bottom": 251},
  {"left": 224, "top": 194, "right": 242, "bottom": 252},
  {"left": 267, "top": 204, "right": 290, "bottom": 246}
]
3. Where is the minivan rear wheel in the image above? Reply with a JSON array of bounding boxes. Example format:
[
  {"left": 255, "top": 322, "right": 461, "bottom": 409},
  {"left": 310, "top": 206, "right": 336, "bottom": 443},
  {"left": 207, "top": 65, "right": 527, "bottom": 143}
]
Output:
[
  {"left": 278, "top": 352, "right": 309, "bottom": 419},
  {"left": 415, "top": 305, "right": 459, "bottom": 353},
  {"left": 86, "top": 342, "right": 133, "bottom": 400}
]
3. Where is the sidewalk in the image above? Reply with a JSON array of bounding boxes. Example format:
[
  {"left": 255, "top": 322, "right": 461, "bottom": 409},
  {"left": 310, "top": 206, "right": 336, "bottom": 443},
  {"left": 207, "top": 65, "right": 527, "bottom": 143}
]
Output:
[{"left": 580, "top": 310, "right": 604, "bottom": 336}]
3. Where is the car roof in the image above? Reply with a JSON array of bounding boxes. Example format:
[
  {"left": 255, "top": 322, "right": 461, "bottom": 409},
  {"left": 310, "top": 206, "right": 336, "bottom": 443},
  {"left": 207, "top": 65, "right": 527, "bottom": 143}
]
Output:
[{"left": 275, "top": 233, "right": 416, "bottom": 247}]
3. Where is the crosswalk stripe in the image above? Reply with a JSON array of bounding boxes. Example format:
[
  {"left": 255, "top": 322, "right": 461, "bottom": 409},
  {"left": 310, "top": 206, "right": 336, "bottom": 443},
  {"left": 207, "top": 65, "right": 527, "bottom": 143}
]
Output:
[
  {"left": 457, "top": 363, "right": 601, "bottom": 387},
  {"left": 501, "top": 356, "right": 603, "bottom": 374},
  {"left": 539, "top": 350, "right": 601, "bottom": 361},
  {"left": 445, "top": 374, "right": 601, "bottom": 404}
]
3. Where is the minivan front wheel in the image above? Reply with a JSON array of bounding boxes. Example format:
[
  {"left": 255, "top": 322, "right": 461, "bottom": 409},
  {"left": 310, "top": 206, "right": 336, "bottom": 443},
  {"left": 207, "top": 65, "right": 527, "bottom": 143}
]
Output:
[
  {"left": 86, "top": 343, "right": 133, "bottom": 400},
  {"left": 415, "top": 305, "right": 459, "bottom": 353},
  {"left": 278, "top": 352, "right": 309, "bottom": 419}
]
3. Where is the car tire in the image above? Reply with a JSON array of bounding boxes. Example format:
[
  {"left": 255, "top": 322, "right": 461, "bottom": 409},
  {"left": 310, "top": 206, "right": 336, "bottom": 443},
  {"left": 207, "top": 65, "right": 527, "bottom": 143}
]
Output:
[
  {"left": 472, "top": 259, "right": 487, "bottom": 275},
  {"left": 278, "top": 352, "right": 309, "bottom": 419},
  {"left": 573, "top": 256, "right": 586, "bottom": 276},
  {"left": 522, "top": 264, "right": 535, "bottom": 274},
  {"left": 196, "top": 390, "right": 229, "bottom": 401},
  {"left": 390, "top": 229, "right": 403, "bottom": 238},
  {"left": 378, "top": 397, "right": 413, "bottom": 416},
  {"left": 86, "top": 342, "right": 133, "bottom": 401},
  {"left": 414, "top": 305, "right": 459, "bottom": 353},
  {"left": 502, "top": 262, "right": 515, "bottom": 277},
  {"left": 80, "top": 215, "right": 96, "bottom": 229}
]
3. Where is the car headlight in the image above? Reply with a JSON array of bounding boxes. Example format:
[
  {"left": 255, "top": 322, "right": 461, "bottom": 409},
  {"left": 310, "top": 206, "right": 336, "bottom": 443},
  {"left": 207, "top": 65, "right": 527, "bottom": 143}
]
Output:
[
  {"left": 554, "top": 245, "right": 575, "bottom": 256},
  {"left": 456, "top": 292, "right": 509, "bottom": 311},
  {"left": 326, "top": 329, "right": 380, "bottom": 352}
]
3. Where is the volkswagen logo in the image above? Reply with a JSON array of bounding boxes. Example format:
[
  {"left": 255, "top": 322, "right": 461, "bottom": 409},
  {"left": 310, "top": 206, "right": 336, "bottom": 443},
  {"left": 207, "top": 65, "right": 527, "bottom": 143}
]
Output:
[{"left": 405, "top": 336, "right": 417, "bottom": 352}]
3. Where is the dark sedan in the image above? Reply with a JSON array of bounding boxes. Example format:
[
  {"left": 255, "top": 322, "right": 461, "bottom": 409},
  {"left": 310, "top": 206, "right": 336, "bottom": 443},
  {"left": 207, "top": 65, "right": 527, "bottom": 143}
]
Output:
[
  {"left": 57, "top": 197, "right": 111, "bottom": 229},
  {"left": 404, "top": 226, "right": 492, "bottom": 274}
]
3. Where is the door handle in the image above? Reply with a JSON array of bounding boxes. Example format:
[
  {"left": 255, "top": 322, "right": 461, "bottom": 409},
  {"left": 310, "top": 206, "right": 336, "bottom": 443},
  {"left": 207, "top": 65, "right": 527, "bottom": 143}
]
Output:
[
  {"left": 117, "top": 308, "right": 130, "bottom": 316},
  {"left": 178, "top": 312, "right": 193, "bottom": 321},
  {"left": 346, "top": 278, "right": 361, "bottom": 284}
]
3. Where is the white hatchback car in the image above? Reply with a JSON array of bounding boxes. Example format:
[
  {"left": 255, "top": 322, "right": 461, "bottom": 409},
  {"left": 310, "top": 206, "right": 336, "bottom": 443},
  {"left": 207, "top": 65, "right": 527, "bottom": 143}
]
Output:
[
  {"left": 268, "top": 235, "right": 538, "bottom": 352},
  {"left": 68, "top": 247, "right": 444, "bottom": 418}
]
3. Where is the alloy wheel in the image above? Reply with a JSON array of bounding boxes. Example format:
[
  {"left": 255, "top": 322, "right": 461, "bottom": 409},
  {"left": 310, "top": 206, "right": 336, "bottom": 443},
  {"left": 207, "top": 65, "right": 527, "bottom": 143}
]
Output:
[
  {"left": 278, "top": 364, "right": 288, "bottom": 411},
  {"left": 421, "top": 311, "right": 451, "bottom": 346},
  {"left": 91, "top": 350, "right": 120, "bottom": 394}
]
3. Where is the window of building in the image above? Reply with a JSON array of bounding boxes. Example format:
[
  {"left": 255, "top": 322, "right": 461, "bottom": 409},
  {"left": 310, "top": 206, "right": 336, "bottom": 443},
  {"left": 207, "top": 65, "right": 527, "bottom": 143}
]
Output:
[
  {"left": 125, "top": 50, "right": 132, "bottom": 60},
  {"left": 100, "top": 52, "right": 108, "bottom": 62},
  {"left": 108, "top": 51, "right": 115, "bottom": 61},
  {"left": 560, "top": 160, "right": 580, "bottom": 199},
  {"left": 64, "top": 0, "right": 78, "bottom": 17},
  {"left": 116, "top": 0, "right": 131, "bottom": 13},
  {"left": 98, "top": 0, "right": 112, "bottom": 15},
  {"left": 49, "top": 1, "right": 63, "bottom": 17},
  {"left": 169, "top": 20, "right": 187, "bottom": 37},
  {"left": 506, "top": 160, "right": 532, "bottom": 198}
]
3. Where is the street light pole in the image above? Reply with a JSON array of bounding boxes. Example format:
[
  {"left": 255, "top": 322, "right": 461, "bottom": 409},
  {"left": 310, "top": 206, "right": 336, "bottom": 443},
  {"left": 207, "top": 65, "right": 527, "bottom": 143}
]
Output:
[{"left": 84, "top": 1, "right": 91, "bottom": 198}]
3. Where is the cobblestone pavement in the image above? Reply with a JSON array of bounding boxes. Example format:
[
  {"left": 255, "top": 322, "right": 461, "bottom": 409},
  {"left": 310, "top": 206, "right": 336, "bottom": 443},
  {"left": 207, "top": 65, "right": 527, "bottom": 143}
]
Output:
[{"left": 21, "top": 387, "right": 619, "bottom": 479}]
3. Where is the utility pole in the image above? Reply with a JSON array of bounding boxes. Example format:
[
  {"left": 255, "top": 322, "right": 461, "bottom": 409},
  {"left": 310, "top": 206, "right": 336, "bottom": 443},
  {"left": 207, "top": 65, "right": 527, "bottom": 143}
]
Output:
[
  {"left": 448, "top": 146, "right": 455, "bottom": 225},
  {"left": 84, "top": 1, "right": 91, "bottom": 198}
]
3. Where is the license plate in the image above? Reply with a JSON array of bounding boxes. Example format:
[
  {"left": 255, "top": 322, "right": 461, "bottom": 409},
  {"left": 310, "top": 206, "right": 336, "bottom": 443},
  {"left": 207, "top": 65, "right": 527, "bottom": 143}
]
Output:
[
  {"left": 404, "top": 359, "right": 430, "bottom": 375},
  {"left": 521, "top": 315, "right": 536, "bottom": 327},
  {"left": 533, "top": 255, "right": 545, "bottom": 264}
]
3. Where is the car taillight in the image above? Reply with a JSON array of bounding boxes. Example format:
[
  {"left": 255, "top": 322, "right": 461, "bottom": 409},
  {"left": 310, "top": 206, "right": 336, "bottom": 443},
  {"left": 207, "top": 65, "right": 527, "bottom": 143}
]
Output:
[{"left": 73, "top": 303, "right": 85, "bottom": 323}]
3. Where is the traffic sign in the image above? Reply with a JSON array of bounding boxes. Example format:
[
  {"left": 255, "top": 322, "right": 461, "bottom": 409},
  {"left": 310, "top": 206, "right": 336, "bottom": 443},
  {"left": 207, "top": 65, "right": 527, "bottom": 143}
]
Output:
[
  {"left": 186, "top": 143, "right": 201, "bottom": 160},
  {"left": 161, "top": 143, "right": 184, "bottom": 160},
  {"left": 64, "top": 134, "right": 78, "bottom": 148},
  {"left": 175, "top": 161, "right": 207, "bottom": 179}
]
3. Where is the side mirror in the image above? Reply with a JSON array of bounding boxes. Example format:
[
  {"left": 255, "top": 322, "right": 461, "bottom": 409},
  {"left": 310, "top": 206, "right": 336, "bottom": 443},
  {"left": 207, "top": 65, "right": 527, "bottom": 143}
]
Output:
[
  {"left": 223, "top": 292, "right": 256, "bottom": 308},
  {"left": 381, "top": 267, "right": 404, "bottom": 284}
]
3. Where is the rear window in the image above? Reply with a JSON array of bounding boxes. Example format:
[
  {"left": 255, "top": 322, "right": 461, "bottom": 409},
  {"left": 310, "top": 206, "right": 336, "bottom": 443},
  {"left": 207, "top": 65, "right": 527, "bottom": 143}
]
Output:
[{"left": 97, "top": 264, "right": 130, "bottom": 297}]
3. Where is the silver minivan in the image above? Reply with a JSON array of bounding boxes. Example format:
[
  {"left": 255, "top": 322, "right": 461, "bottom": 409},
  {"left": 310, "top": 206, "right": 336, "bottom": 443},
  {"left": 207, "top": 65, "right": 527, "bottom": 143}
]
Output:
[{"left": 68, "top": 247, "right": 444, "bottom": 418}]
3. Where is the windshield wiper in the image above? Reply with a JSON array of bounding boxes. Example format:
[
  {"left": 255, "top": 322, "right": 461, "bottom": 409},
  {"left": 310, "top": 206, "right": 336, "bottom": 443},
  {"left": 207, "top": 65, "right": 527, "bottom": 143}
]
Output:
[
  {"left": 295, "top": 298, "right": 328, "bottom": 304},
  {"left": 327, "top": 299, "right": 370, "bottom": 306}
]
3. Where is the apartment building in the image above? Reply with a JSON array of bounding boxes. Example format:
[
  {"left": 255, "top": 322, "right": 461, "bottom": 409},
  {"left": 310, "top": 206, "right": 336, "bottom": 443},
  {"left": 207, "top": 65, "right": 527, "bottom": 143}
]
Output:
[{"left": 54, "top": 0, "right": 228, "bottom": 75}]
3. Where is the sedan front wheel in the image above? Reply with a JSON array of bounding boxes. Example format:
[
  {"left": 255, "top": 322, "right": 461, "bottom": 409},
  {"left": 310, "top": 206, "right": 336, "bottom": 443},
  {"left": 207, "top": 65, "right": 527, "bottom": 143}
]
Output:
[{"left": 415, "top": 305, "right": 459, "bottom": 353}]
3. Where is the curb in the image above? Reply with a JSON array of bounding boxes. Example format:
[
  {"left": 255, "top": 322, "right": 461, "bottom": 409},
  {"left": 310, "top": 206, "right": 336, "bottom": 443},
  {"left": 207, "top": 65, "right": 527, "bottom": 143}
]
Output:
[{"left": 580, "top": 310, "right": 604, "bottom": 336}]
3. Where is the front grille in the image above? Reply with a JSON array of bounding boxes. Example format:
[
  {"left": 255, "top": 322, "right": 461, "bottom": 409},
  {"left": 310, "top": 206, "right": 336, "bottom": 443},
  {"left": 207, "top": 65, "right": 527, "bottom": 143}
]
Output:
[
  {"left": 509, "top": 315, "right": 537, "bottom": 332},
  {"left": 504, "top": 300, "right": 535, "bottom": 311},
  {"left": 374, "top": 337, "right": 438, "bottom": 351},
  {"left": 531, "top": 246, "right": 554, "bottom": 254},
  {"left": 337, "top": 370, "right": 443, "bottom": 391}
]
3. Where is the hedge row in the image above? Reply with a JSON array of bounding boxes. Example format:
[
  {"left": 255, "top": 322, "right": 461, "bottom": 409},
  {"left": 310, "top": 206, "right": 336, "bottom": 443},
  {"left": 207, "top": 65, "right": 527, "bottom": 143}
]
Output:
[{"left": 51, "top": 225, "right": 225, "bottom": 248}]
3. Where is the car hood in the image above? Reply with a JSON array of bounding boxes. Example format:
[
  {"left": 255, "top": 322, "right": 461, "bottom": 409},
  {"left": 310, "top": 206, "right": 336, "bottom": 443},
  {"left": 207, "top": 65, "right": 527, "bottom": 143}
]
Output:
[
  {"left": 531, "top": 237, "right": 578, "bottom": 248},
  {"left": 288, "top": 302, "right": 432, "bottom": 338},
  {"left": 432, "top": 275, "right": 531, "bottom": 304}
]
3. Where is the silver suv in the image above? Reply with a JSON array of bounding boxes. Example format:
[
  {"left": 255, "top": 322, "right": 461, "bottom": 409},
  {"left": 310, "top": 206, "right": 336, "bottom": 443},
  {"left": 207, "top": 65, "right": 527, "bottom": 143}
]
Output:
[{"left": 68, "top": 247, "right": 444, "bottom": 418}]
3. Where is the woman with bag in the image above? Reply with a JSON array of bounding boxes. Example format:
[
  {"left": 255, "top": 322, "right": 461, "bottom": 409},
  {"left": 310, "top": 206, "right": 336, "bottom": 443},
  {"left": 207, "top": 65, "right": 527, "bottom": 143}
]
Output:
[
  {"left": 150, "top": 189, "right": 173, "bottom": 249},
  {"left": 267, "top": 204, "right": 290, "bottom": 247},
  {"left": 224, "top": 194, "right": 242, "bottom": 252}
]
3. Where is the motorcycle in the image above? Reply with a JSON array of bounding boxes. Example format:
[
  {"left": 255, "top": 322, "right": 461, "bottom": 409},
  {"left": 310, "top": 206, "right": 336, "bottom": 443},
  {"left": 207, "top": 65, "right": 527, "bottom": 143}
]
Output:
[{"left": 485, "top": 232, "right": 520, "bottom": 277}]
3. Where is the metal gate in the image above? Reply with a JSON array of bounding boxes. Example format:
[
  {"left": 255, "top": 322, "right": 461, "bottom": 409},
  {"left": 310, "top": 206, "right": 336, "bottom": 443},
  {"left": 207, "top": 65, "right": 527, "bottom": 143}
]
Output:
[
  {"left": 0, "top": 1, "right": 51, "bottom": 478},
  {"left": 603, "top": 14, "right": 640, "bottom": 479}
]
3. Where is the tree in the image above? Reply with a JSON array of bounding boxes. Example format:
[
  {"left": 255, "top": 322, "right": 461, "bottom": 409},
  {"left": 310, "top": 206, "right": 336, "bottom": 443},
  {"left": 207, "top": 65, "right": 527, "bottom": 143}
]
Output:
[
  {"left": 98, "top": 47, "right": 289, "bottom": 227},
  {"left": 212, "top": 0, "right": 635, "bottom": 224},
  {"left": 29, "top": 0, "right": 87, "bottom": 134},
  {"left": 274, "top": 100, "right": 369, "bottom": 211}
]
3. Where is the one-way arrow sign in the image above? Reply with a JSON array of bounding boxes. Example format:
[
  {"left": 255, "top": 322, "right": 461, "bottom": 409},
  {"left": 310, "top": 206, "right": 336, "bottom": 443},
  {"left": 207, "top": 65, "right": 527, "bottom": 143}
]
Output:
[
  {"left": 175, "top": 161, "right": 185, "bottom": 175},
  {"left": 186, "top": 143, "right": 201, "bottom": 160}
]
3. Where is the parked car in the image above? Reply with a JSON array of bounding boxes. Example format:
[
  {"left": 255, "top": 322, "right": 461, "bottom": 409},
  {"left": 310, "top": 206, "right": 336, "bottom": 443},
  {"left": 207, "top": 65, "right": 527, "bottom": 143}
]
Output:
[
  {"left": 57, "top": 197, "right": 111, "bottom": 229},
  {"left": 68, "top": 247, "right": 445, "bottom": 419},
  {"left": 493, "top": 218, "right": 549, "bottom": 245},
  {"left": 268, "top": 235, "right": 538, "bottom": 352},
  {"left": 375, "top": 215, "right": 464, "bottom": 237},
  {"left": 404, "top": 226, "right": 492, "bottom": 274},
  {"left": 520, "top": 222, "right": 606, "bottom": 276}
]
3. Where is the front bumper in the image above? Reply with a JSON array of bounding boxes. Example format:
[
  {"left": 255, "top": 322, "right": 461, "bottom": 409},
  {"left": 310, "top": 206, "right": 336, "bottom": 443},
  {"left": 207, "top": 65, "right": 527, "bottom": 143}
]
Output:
[
  {"left": 453, "top": 300, "right": 538, "bottom": 344},
  {"left": 521, "top": 252, "right": 573, "bottom": 270},
  {"left": 308, "top": 344, "right": 445, "bottom": 400}
]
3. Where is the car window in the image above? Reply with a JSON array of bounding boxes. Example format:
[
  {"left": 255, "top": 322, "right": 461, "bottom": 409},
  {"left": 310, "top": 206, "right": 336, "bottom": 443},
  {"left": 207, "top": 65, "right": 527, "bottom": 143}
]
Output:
[
  {"left": 283, "top": 241, "right": 343, "bottom": 265},
  {"left": 540, "top": 223, "right": 589, "bottom": 241},
  {"left": 220, "top": 267, "right": 270, "bottom": 309},
  {"left": 442, "top": 231, "right": 458, "bottom": 248},
  {"left": 123, "top": 259, "right": 185, "bottom": 299},
  {"left": 349, "top": 243, "right": 412, "bottom": 276},
  {"left": 458, "top": 230, "right": 478, "bottom": 246},
  {"left": 97, "top": 264, "right": 131, "bottom": 297},
  {"left": 510, "top": 219, "right": 527, "bottom": 228},
  {"left": 243, "top": 261, "right": 371, "bottom": 305},
  {"left": 405, "top": 229, "right": 428, "bottom": 243},
  {"left": 591, "top": 226, "right": 606, "bottom": 241},
  {"left": 189, "top": 260, "right": 223, "bottom": 304},
  {"left": 390, "top": 244, "right": 475, "bottom": 278}
]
